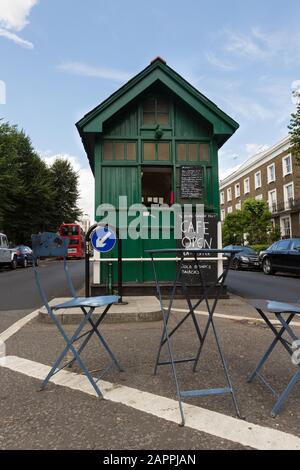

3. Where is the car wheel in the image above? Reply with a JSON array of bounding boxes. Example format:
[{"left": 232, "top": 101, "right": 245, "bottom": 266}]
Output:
[
  {"left": 23, "top": 258, "right": 28, "bottom": 268},
  {"left": 232, "top": 259, "right": 240, "bottom": 271},
  {"left": 263, "top": 257, "right": 275, "bottom": 275},
  {"left": 10, "top": 257, "right": 17, "bottom": 270}
]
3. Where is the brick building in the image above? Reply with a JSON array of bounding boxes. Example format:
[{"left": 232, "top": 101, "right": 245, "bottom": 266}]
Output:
[{"left": 219, "top": 136, "right": 300, "bottom": 238}]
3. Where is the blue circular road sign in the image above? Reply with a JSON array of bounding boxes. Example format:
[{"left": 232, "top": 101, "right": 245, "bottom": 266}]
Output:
[{"left": 91, "top": 226, "right": 116, "bottom": 253}]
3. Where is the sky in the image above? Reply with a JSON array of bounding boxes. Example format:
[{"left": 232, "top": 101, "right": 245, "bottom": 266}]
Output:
[{"left": 0, "top": 0, "right": 300, "bottom": 219}]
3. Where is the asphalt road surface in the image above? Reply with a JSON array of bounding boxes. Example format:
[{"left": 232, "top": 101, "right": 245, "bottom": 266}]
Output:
[
  {"left": 227, "top": 269, "right": 300, "bottom": 303},
  {"left": 0, "top": 259, "right": 85, "bottom": 311}
]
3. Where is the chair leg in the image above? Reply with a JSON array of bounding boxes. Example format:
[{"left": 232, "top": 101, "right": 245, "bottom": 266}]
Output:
[
  {"left": 271, "top": 367, "right": 300, "bottom": 417},
  {"left": 41, "top": 308, "right": 103, "bottom": 397}
]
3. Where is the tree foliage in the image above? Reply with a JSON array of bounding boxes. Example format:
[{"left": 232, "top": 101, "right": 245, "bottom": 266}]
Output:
[
  {"left": 288, "top": 98, "right": 300, "bottom": 162},
  {"left": 0, "top": 121, "right": 82, "bottom": 244},
  {"left": 222, "top": 198, "right": 278, "bottom": 246}
]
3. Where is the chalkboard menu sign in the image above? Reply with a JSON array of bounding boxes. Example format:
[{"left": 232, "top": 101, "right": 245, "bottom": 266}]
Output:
[{"left": 180, "top": 166, "right": 203, "bottom": 200}]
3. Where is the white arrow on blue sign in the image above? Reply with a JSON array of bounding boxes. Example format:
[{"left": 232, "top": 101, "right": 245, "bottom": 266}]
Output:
[{"left": 91, "top": 226, "right": 117, "bottom": 253}]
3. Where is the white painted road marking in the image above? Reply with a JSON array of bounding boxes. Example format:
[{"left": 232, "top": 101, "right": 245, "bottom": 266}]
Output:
[
  {"left": 169, "top": 307, "right": 300, "bottom": 328},
  {"left": 1, "top": 355, "right": 300, "bottom": 450},
  {"left": 0, "top": 308, "right": 40, "bottom": 343}
]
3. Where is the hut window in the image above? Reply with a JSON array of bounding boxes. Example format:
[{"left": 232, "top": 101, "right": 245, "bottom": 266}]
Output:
[
  {"left": 144, "top": 142, "right": 156, "bottom": 161},
  {"left": 103, "top": 141, "right": 137, "bottom": 161},
  {"left": 200, "top": 143, "right": 209, "bottom": 161},
  {"left": 143, "top": 142, "right": 170, "bottom": 162},
  {"left": 103, "top": 142, "right": 113, "bottom": 160},
  {"left": 143, "top": 97, "right": 169, "bottom": 125},
  {"left": 176, "top": 142, "right": 210, "bottom": 162}
]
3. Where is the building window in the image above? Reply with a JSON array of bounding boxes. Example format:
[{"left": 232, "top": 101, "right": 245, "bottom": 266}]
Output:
[
  {"left": 221, "top": 209, "right": 225, "bottom": 222},
  {"left": 176, "top": 142, "right": 210, "bottom": 162},
  {"left": 280, "top": 216, "right": 292, "bottom": 238},
  {"left": 103, "top": 141, "right": 137, "bottom": 161},
  {"left": 282, "top": 154, "right": 292, "bottom": 177},
  {"left": 220, "top": 191, "right": 224, "bottom": 205},
  {"left": 255, "top": 194, "right": 263, "bottom": 201},
  {"left": 227, "top": 206, "right": 233, "bottom": 214},
  {"left": 284, "top": 182, "right": 294, "bottom": 209},
  {"left": 236, "top": 202, "right": 241, "bottom": 211},
  {"left": 143, "top": 142, "right": 170, "bottom": 161},
  {"left": 268, "top": 189, "right": 277, "bottom": 213},
  {"left": 235, "top": 183, "right": 240, "bottom": 198},
  {"left": 244, "top": 177, "right": 250, "bottom": 194},
  {"left": 227, "top": 187, "right": 232, "bottom": 202},
  {"left": 143, "top": 96, "right": 169, "bottom": 125},
  {"left": 255, "top": 171, "right": 261, "bottom": 189},
  {"left": 267, "top": 163, "right": 276, "bottom": 183}
]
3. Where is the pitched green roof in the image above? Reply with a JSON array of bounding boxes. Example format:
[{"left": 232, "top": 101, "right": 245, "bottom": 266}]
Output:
[{"left": 76, "top": 57, "right": 239, "bottom": 170}]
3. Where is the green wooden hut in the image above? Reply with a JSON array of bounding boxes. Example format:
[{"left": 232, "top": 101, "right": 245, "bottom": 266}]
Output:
[{"left": 76, "top": 57, "right": 239, "bottom": 293}]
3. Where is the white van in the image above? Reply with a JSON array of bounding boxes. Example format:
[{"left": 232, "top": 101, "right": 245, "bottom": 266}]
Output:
[{"left": 0, "top": 233, "right": 17, "bottom": 269}]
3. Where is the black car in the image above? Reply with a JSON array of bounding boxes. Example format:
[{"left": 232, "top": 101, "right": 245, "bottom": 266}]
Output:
[
  {"left": 15, "top": 245, "right": 38, "bottom": 268},
  {"left": 259, "top": 238, "right": 300, "bottom": 275},
  {"left": 223, "top": 245, "right": 260, "bottom": 270}
]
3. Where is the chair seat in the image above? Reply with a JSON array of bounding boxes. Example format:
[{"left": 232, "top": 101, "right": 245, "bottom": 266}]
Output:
[
  {"left": 53, "top": 295, "right": 120, "bottom": 310},
  {"left": 267, "top": 301, "right": 300, "bottom": 314}
]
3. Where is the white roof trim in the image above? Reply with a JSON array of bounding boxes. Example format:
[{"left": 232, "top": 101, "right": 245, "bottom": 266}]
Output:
[{"left": 220, "top": 136, "right": 291, "bottom": 189}]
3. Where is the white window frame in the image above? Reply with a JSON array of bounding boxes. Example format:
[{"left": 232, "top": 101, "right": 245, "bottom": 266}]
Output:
[
  {"left": 244, "top": 177, "right": 250, "bottom": 194},
  {"left": 280, "top": 215, "right": 292, "bottom": 238},
  {"left": 254, "top": 171, "right": 261, "bottom": 189},
  {"left": 268, "top": 189, "right": 277, "bottom": 213},
  {"left": 283, "top": 182, "right": 294, "bottom": 210},
  {"left": 255, "top": 194, "right": 263, "bottom": 201},
  {"left": 227, "top": 187, "right": 232, "bottom": 202},
  {"left": 220, "top": 191, "right": 224, "bottom": 205},
  {"left": 267, "top": 163, "right": 276, "bottom": 183},
  {"left": 235, "top": 183, "right": 240, "bottom": 198},
  {"left": 235, "top": 202, "right": 241, "bottom": 211},
  {"left": 282, "top": 154, "right": 293, "bottom": 177},
  {"left": 227, "top": 206, "right": 233, "bottom": 214},
  {"left": 221, "top": 209, "right": 225, "bottom": 222}
]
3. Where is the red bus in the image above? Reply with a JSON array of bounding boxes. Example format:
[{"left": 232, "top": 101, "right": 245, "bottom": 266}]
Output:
[{"left": 60, "top": 223, "right": 85, "bottom": 259}]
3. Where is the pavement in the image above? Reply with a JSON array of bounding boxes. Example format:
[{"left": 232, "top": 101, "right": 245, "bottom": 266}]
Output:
[{"left": 1, "top": 293, "right": 300, "bottom": 450}]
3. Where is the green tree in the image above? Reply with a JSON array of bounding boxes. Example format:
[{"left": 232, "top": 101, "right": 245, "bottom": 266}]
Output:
[
  {"left": 222, "top": 198, "right": 275, "bottom": 246},
  {"left": 48, "top": 158, "right": 82, "bottom": 228},
  {"left": 222, "top": 211, "right": 245, "bottom": 245},
  {"left": 0, "top": 122, "right": 82, "bottom": 244},
  {"left": 242, "top": 198, "right": 272, "bottom": 244},
  {"left": 288, "top": 96, "right": 300, "bottom": 162}
]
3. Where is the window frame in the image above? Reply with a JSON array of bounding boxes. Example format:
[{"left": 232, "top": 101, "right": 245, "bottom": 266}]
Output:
[
  {"left": 267, "top": 163, "right": 276, "bottom": 184},
  {"left": 227, "top": 187, "right": 232, "bottom": 202},
  {"left": 142, "top": 96, "right": 170, "bottom": 127},
  {"left": 244, "top": 177, "right": 250, "bottom": 195},
  {"left": 282, "top": 154, "right": 293, "bottom": 177},
  {"left": 254, "top": 171, "right": 262, "bottom": 189},
  {"left": 235, "top": 183, "right": 240, "bottom": 198}
]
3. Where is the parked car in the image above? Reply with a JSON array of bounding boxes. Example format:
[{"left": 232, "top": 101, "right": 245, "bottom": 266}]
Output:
[
  {"left": 259, "top": 238, "right": 300, "bottom": 275},
  {"left": 15, "top": 245, "right": 39, "bottom": 268},
  {"left": 0, "top": 233, "right": 17, "bottom": 270},
  {"left": 223, "top": 245, "right": 260, "bottom": 270}
]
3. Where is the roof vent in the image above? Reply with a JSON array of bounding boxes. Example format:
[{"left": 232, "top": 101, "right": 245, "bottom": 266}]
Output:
[{"left": 151, "top": 56, "right": 166, "bottom": 65}]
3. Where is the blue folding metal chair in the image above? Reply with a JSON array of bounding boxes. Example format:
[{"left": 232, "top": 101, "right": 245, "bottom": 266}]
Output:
[
  {"left": 246, "top": 299, "right": 300, "bottom": 417},
  {"left": 31, "top": 232, "right": 123, "bottom": 397}
]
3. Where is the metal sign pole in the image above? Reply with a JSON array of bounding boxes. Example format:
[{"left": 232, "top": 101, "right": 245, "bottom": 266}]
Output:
[
  {"left": 85, "top": 223, "right": 98, "bottom": 298},
  {"left": 115, "top": 229, "right": 128, "bottom": 305}
]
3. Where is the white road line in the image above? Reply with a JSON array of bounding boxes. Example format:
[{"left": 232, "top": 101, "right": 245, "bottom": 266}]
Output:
[
  {"left": 1, "top": 355, "right": 300, "bottom": 450},
  {"left": 168, "top": 307, "right": 300, "bottom": 328},
  {"left": 0, "top": 308, "right": 40, "bottom": 343}
]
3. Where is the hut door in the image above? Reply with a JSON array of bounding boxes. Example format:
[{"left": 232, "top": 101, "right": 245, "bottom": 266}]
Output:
[{"left": 141, "top": 166, "right": 176, "bottom": 282}]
